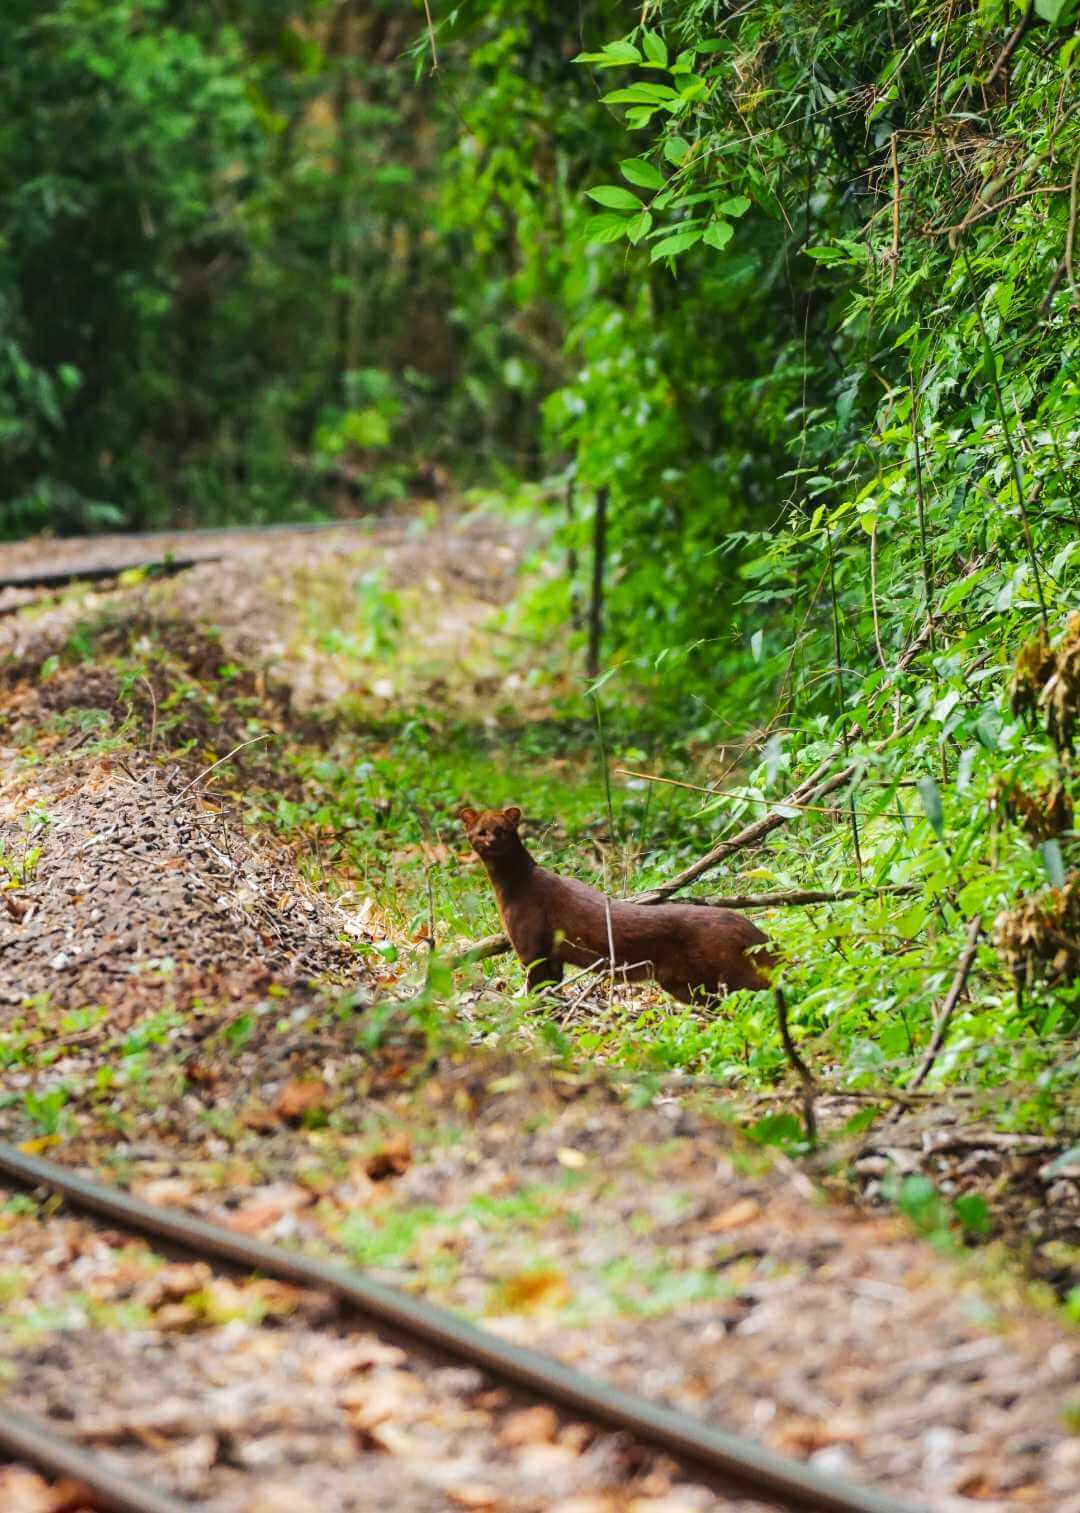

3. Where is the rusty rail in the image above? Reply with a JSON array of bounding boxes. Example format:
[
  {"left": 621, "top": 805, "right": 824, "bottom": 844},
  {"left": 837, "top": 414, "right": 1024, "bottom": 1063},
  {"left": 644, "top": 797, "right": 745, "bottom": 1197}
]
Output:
[{"left": 0, "top": 1142, "right": 919, "bottom": 1513}]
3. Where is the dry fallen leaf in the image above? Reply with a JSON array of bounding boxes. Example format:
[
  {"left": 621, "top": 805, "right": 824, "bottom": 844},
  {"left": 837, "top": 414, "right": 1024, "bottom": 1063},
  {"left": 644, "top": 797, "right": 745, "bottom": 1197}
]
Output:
[
  {"left": 224, "top": 1184, "right": 314, "bottom": 1235},
  {"left": 364, "top": 1131, "right": 412, "bottom": 1180},
  {"left": 495, "top": 1267, "right": 572, "bottom": 1314},
  {"left": 273, "top": 1079, "right": 329, "bottom": 1122},
  {"left": 708, "top": 1197, "right": 761, "bottom": 1232},
  {"left": 500, "top": 1404, "right": 559, "bottom": 1447},
  {"left": 447, "top": 1485, "right": 500, "bottom": 1509}
]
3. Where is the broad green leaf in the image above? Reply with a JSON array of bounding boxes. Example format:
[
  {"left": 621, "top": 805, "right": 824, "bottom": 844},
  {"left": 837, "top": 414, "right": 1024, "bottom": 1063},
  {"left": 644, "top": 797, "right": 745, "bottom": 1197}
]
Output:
[
  {"left": 954, "top": 1194, "right": 989, "bottom": 1235},
  {"left": 620, "top": 158, "right": 664, "bottom": 189},
  {"left": 585, "top": 185, "right": 642, "bottom": 210},
  {"left": 1036, "top": 0, "right": 1076, "bottom": 22},
  {"left": 573, "top": 40, "right": 642, "bottom": 66},
  {"left": 641, "top": 30, "right": 668, "bottom": 67},
  {"left": 582, "top": 213, "right": 631, "bottom": 244},
  {"left": 931, "top": 689, "right": 960, "bottom": 723},
  {"left": 626, "top": 209, "right": 653, "bottom": 244},
  {"left": 649, "top": 228, "right": 703, "bottom": 260},
  {"left": 702, "top": 219, "right": 734, "bottom": 251},
  {"left": 717, "top": 195, "right": 751, "bottom": 217},
  {"left": 917, "top": 775, "right": 944, "bottom": 837},
  {"left": 602, "top": 83, "right": 681, "bottom": 105},
  {"left": 663, "top": 135, "right": 692, "bottom": 164}
]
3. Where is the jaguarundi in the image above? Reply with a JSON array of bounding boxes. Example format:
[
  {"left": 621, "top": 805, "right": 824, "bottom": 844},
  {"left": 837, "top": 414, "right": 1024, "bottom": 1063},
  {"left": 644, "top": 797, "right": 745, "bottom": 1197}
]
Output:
[{"left": 459, "top": 804, "right": 774, "bottom": 1001}]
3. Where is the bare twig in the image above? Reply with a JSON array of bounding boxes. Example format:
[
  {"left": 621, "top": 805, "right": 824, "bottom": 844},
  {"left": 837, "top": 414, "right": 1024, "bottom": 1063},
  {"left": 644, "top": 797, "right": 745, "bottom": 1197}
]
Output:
[
  {"left": 615, "top": 767, "right": 908, "bottom": 819},
  {"left": 170, "top": 735, "right": 272, "bottom": 805},
  {"left": 985, "top": 0, "right": 1035, "bottom": 87},
  {"left": 908, "top": 916, "right": 983, "bottom": 1090},
  {"left": 586, "top": 486, "right": 609, "bottom": 680},
  {"left": 888, "top": 131, "right": 901, "bottom": 289},
  {"left": 140, "top": 675, "right": 158, "bottom": 756},
  {"left": 1066, "top": 149, "right": 1080, "bottom": 307},
  {"left": 870, "top": 524, "right": 886, "bottom": 670},
  {"left": 421, "top": 0, "right": 438, "bottom": 69}
]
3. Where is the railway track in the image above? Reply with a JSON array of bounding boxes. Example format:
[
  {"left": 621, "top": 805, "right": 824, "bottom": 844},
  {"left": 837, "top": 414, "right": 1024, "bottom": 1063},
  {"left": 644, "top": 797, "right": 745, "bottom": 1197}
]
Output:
[{"left": 0, "top": 1143, "right": 918, "bottom": 1513}]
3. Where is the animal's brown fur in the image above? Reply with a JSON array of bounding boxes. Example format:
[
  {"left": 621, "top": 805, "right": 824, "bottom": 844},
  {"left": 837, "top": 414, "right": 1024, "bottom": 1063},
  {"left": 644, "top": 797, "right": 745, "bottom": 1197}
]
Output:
[{"left": 459, "top": 805, "right": 774, "bottom": 1001}]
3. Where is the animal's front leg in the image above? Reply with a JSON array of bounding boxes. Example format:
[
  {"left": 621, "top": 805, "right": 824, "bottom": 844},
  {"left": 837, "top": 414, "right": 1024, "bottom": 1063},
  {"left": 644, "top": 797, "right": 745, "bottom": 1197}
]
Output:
[{"left": 525, "top": 952, "right": 563, "bottom": 991}]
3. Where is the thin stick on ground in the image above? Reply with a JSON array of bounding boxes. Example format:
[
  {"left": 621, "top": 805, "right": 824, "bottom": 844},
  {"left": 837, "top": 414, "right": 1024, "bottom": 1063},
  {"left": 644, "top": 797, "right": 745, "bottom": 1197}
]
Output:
[
  {"left": 140, "top": 675, "right": 158, "bottom": 756},
  {"left": 171, "top": 734, "right": 272, "bottom": 805},
  {"left": 908, "top": 916, "right": 983, "bottom": 1090}
]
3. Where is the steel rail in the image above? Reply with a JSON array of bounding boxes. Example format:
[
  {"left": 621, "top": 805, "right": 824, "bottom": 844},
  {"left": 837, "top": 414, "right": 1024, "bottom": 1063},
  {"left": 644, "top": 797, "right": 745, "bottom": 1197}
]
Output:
[
  {"left": 0, "top": 1402, "right": 188, "bottom": 1513},
  {"left": 0, "top": 555, "right": 220, "bottom": 594},
  {"left": 0, "top": 1142, "right": 918, "bottom": 1513}
]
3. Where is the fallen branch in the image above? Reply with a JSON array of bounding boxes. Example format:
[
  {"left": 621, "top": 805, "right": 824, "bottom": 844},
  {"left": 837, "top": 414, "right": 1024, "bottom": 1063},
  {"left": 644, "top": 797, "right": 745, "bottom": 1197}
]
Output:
[
  {"left": 452, "top": 933, "right": 511, "bottom": 966},
  {"left": 632, "top": 753, "right": 866, "bottom": 904},
  {"left": 908, "top": 916, "right": 983, "bottom": 1091}
]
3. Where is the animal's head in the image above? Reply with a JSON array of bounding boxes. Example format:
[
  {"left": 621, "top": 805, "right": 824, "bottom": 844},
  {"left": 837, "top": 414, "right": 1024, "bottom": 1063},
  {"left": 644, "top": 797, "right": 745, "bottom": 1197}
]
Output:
[{"left": 458, "top": 804, "right": 522, "bottom": 859}]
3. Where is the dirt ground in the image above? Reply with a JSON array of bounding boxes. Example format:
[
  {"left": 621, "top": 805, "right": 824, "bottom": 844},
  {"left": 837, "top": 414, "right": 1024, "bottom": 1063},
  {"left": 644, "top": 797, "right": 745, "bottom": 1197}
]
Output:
[{"left": 0, "top": 516, "right": 1077, "bottom": 1512}]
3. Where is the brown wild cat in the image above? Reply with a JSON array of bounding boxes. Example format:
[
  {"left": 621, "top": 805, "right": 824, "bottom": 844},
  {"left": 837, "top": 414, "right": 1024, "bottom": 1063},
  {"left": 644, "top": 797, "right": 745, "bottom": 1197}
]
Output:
[{"left": 459, "top": 805, "right": 774, "bottom": 1001}]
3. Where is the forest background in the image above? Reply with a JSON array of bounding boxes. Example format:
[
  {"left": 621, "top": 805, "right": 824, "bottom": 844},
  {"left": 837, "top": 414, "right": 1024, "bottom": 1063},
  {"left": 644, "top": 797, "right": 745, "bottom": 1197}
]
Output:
[{"left": 2, "top": 0, "right": 1078, "bottom": 1260}]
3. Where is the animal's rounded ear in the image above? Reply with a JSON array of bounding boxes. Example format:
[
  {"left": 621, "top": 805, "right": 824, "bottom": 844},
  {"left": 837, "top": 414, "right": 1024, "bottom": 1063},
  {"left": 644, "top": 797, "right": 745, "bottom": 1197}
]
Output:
[
  {"left": 457, "top": 806, "right": 478, "bottom": 827},
  {"left": 503, "top": 806, "right": 522, "bottom": 827}
]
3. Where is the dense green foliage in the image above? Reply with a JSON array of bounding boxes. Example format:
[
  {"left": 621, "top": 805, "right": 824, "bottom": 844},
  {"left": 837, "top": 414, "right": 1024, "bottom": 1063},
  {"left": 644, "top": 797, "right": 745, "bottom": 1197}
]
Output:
[{"left": 3, "top": 2, "right": 1079, "bottom": 1139}]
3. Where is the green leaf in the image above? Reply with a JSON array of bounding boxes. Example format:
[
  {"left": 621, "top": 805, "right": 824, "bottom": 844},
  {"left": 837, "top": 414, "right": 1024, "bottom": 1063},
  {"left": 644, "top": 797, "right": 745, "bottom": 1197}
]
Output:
[
  {"left": 601, "top": 83, "right": 681, "bottom": 105},
  {"left": 626, "top": 209, "right": 653, "bottom": 244},
  {"left": 620, "top": 158, "right": 664, "bottom": 189},
  {"left": 954, "top": 1193, "right": 989, "bottom": 1236},
  {"left": 747, "top": 1112, "right": 805, "bottom": 1149},
  {"left": 649, "top": 228, "right": 702, "bottom": 260},
  {"left": 582, "top": 213, "right": 632, "bottom": 244},
  {"left": 717, "top": 195, "right": 751, "bottom": 218},
  {"left": 573, "top": 40, "right": 642, "bottom": 66},
  {"left": 663, "top": 136, "right": 691, "bottom": 165},
  {"left": 917, "top": 776, "right": 944, "bottom": 837},
  {"left": 702, "top": 219, "right": 734, "bottom": 251},
  {"left": 641, "top": 30, "right": 668, "bottom": 67},
  {"left": 1036, "top": 0, "right": 1077, "bottom": 23},
  {"left": 1040, "top": 838, "right": 1066, "bottom": 889},
  {"left": 585, "top": 185, "right": 642, "bottom": 210},
  {"left": 897, "top": 1173, "right": 945, "bottom": 1234}
]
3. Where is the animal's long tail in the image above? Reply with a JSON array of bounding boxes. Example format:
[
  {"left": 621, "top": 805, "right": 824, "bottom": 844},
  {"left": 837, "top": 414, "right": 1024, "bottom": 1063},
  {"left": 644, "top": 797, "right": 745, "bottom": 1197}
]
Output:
[{"left": 774, "top": 988, "right": 817, "bottom": 1144}]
